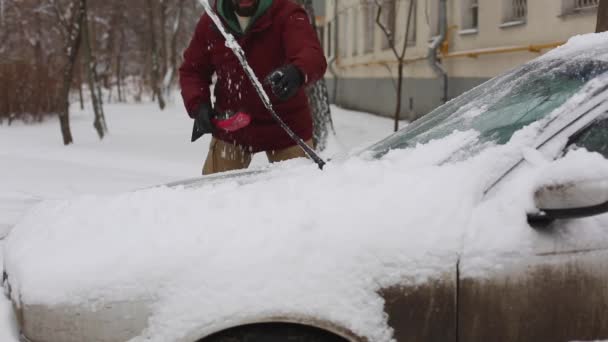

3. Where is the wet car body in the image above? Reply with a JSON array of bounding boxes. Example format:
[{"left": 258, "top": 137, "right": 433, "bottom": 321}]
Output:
[{"left": 5, "top": 35, "right": 608, "bottom": 342}]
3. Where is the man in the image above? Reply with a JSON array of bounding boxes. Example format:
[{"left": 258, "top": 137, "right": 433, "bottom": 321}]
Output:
[{"left": 179, "top": 0, "right": 327, "bottom": 175}]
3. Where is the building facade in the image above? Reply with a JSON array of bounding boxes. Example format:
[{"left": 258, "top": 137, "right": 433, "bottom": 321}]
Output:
[{"left": 319, "top": 0, "right": 599, "bottom": 120}]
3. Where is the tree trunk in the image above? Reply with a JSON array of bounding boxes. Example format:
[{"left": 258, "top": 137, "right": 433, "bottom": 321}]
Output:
[
  {"left": 34, "top": 10, "right": 45, "bottom": 120},
  {"left": 167, "top": 0, "right": 186, "bottom": 94},
  {"left": 82, "top": 0, "right": 107, "bottom": 139},
  {"left": 160, "top": 0, "right": 168, "bottom": 77},
  {"left": 116, "top": 25, "right": 125, "bottom": 102},
  {"left": 171, "top": 0, "right": 185, "bottom": 84},
  {"left": 78, "top": 62, "right": 84, "bottom": 110},
  {"left": 58, "top": 0, "right": 86, "bottom": 145},
  {"left": 295, "top": 0, "right": 334, "bottom": 151},
  {"left": 394, "top": 62, "right": 403, "bottom": 132},
  {"left": 598, "top": 0, "right": 608, "bottom": 32},
  {"left": 146, "top": 0, "right": 166, "bottom": 110},
  {"left": 116, "top": 47, "right": 123, "bottom": 102}
]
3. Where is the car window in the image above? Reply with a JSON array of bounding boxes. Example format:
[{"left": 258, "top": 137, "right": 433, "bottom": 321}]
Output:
[
  {"left": 366, "top": 59, "right": 608, "bottom": 159},
  {"left": 566, "top": 115, "right": 608, "bottom": 158}
]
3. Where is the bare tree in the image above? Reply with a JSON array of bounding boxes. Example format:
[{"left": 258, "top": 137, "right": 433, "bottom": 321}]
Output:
[
  {"left": 598, "top": 0, "right": 608, "bottom": 32},
  {"left": 160, "top": 0, "right": 169, "bottom": 77},
  {"left": 163, "top": 0, "right": 186, "bottom": 97},
  {"left": 170, "top": 0, "right": 186, "bottom": 83},
  {"left": 55, "top": 0, "right": 86, "bottom": 145},
  {"left": 2, "top": 0, "right": 202, "bottom": 136},
  {"left": 82, "top": 0, "right": 107, "bottom": 139},
  {"left": 294, "top": 0, "right": 334, "bottom": 151},
  {"left": 375, "top": 0, "right": 416, "bottom": 131},
  {"left": 145, "top": 0, "right": 166, "bottom": 110}
]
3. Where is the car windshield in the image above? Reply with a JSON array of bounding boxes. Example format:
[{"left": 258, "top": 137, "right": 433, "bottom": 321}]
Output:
[{"left": 366, "top": 58, "right": 608, "bottom": 159}]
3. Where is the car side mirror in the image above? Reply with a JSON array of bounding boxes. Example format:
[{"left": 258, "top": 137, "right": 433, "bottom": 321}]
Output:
[{"left": 527, "top": 177, "right": 608, "bottom": 228}]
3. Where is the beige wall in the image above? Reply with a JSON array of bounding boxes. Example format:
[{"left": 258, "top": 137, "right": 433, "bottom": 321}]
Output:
[{"left": 323, "top": 0, "right": 598, "bottom": 80}]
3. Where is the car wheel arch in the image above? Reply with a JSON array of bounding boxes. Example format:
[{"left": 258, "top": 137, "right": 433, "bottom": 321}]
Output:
[{"left": 193, "top": 317, "right": 365, "bottom": 342}]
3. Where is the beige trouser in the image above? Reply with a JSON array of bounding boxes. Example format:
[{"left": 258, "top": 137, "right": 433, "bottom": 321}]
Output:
[{"left": 202, "top": 137, "right": 314, "bottom": 175}]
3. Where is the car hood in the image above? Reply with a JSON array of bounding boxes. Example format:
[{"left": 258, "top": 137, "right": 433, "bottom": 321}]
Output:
[
  {"left": 3, "top": 129, "right": 535, "bottom": 342},
  {"left": 164, "top": 167, "right": 275, "bottom": 190}
]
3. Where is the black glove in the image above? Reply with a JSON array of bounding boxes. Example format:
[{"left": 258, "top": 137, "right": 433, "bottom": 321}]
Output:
[
  {"left": 265, "top": 64, "right": 304, "bottom": 101},
  {"left": 191, "top": 103, "right": 217, "bottom": 142}
]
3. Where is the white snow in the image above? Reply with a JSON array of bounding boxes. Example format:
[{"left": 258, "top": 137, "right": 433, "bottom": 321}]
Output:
[
  {"left": 4, "top": 99, "right": 608, "bottom": 341},
  {"left": 540, "top": 32, "right": 608, "bottom": 62},
  {"left": 6, "top": 108, "right": 608, "bottom": 342},
  {"left": 0, "top": 100, "right": 395, "bottom": 342},
  {"left": 0, "top": 102, "right": 391, "bottom": 238},
  {"left": 5, "top": 129, "right": 491, "bottom": 341}
]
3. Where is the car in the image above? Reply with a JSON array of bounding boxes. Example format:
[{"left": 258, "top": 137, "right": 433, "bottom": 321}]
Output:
[{"left": 3, "top": 32, "right": 608, "bottom": 342}]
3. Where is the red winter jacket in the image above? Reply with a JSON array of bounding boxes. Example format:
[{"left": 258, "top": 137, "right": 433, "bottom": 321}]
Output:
[{"left": 179, "top": 0, "right": 327, "bottom": 152}]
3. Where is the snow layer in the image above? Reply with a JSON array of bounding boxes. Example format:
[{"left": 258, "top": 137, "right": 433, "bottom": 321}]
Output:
[
  {"left": 540, "top": 32, "right": 608, "bottom": 62},
  {"left": 0, "top": 100, "right": 394, "bottom": 342},
  {"left": 0, "top": 102, "right": 391, "bottom": 237},
  {"left": 6, "top": 121, "right": 593, "bottom": 342},
  {"left": 9, "top": 121, "right": 608, "bottom": 342}
]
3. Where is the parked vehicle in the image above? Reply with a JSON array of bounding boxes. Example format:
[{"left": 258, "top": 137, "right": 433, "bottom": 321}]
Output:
[{"left": 4, "top": 33, "right": 608, "bottom": 342}]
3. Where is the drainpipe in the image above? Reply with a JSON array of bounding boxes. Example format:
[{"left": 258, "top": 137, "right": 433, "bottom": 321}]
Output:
[
  {"left": 428, "top": 0, "right": 448, "bottom": 103},
  {"left": 328, "top": 0, "right": 340, "bottom": 103}
]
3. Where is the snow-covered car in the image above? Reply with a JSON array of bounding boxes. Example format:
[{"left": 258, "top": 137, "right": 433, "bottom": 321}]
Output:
[{"left": 4, "top": 33, "right": 608, "bottom": 342}]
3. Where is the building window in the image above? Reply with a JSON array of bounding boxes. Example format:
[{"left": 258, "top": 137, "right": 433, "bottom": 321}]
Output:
[
  {"left": 562, "top": 0, "right": 599, "bottom": 14},
  {"left": 362, "top": 0, "right": 376, "bottom": 54},
  {"left": 461, "top": 0, "right": 479, "bottom": 31},
  {"left": 380, "top": 0, "right": 397, "bottom": 49},
  {"left": 503, "top": 0, "right": 527, "bottom": 25},
  {"left": 574, "top": 0, "right": 600, "bottom": 10}
]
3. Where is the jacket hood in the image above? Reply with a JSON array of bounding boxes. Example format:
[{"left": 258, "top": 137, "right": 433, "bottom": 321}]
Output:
[{"left": 217, "top": 0, "right": 273, "bottom": 34}]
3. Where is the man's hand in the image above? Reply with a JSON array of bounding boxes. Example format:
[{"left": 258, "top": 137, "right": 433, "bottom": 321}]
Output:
[
  {"left": 191, "top": 103, "right": 217, "bottom": 142},
  {"left": 265, "top": 64, "right": 304, "bottom": 101}
]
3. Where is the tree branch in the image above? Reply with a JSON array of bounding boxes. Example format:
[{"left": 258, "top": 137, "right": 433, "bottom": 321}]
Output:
[
  {"left": 399, "top": 0, "right": 415, "bottom": 59},
  {"left": 49, "top": 0, "right": 70, "bottom": 34},
  {"left": 374, "top": 0, "right": 399, "bottom": 59}
]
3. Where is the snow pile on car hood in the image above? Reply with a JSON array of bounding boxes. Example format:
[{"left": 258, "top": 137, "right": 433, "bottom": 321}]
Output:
[{"left": 2, "top": 124, "right": 553, "bottom": 342}]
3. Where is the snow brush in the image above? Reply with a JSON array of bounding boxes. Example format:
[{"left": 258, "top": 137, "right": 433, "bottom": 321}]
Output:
[
  {"left": 198, "top": 0, "right": 326, "bottom": 170},
  {"left": 212, "top": 111, "right": 252, "bottom": 133}
]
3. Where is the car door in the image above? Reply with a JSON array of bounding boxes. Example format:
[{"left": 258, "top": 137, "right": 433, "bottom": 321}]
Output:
[
  {"left": 380, "top": 269, "right": 458, "bottom": 342},
  {"left": 459, "top": 109, "right": 608, "bottom": 341}
]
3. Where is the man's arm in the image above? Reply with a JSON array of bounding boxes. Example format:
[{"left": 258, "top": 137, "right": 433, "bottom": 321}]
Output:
[
  {"left": 179, "top": 15, "right": 215, "bottom": 118},
  {"left": 281, "top": 7, "right": 328, "bottom": 86}
]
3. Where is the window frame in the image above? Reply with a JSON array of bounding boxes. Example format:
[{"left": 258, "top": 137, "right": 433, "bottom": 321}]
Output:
[
  {"left": 459, "top": 0, "right": 479, "bottom": 35},
  {"left": 561, "top": 0, "right": 600, "bottom": 16},
  {"left": 500, "top": 0, "right": 527, "bottom": 28}
]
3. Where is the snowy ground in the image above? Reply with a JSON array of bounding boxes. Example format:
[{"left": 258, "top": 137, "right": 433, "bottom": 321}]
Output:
[
  {"left": 0, "top": 102, "right": 396, "bottom": 237},
  {"left": 0, "top": 100, "right": 396, "bottom": 340}
]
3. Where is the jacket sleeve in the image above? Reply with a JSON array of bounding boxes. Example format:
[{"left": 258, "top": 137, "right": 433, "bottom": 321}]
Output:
[
  {"left": 281, "top": 7, "right": 328, "bottom": 86},
  {"left": 179, "top": 15, "right": 215, "bottom": 118}
]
